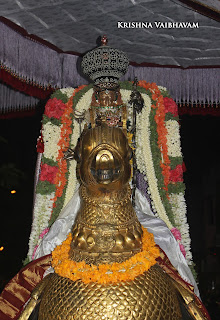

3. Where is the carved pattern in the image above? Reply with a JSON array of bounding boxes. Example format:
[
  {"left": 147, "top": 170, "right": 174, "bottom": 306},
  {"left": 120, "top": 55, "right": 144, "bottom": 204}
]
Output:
[
  {"left": 39, "top": 266, "right": 181, "bottom": 320},
  {"left": 70, "top": 184, "right": 143, "bottom": 265}
]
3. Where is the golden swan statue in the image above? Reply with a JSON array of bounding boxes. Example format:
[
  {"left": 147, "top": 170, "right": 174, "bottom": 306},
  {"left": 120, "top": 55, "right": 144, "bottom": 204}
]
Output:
[
  {"left": 19, "top": 123, "right": 207, "bottom": 319},
  {"left": 0, "top": 36, "right": 209, "bottom": 320}
]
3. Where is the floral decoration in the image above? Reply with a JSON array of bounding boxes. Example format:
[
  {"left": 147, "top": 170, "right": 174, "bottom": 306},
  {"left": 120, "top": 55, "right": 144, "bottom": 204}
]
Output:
[
  {"left": 163, "top": 97, "right": 179, "bottom": 117},
  {"left": 166, "top": 120, "right": 182, "bottom": 158},
  {"left": 39, "top": 163, "right": 58, "bottom": 184},
  {"left": 169, "top": 164, "right": 183, "bottom": 183},
  {"left": 179, "top": 243, "right": 186, "bottom": 257},
  {"left": 28, "top": 81, "right": 192, "bottom": 267},
  {"left": 171, "top": 227, "right": 186, "bottom": 257},
  {"left": 44, "top": 98, "right": 66, "bottom": 119},
  {"left": 52, "top": 227, "right": 160, "bottom": 284}
]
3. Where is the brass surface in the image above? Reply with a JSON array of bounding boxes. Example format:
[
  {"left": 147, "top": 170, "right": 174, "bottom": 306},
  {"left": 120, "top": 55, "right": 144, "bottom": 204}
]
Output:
[
  {"left": 39, "top": 265, "right": 181, "bottom": 320},
  {"left": 171, "top": 279, "right": 209, "bottom": 320},
  {"left": 38, "top": 124, "right": 182, "bottom": 319},
  {"left": 70, "top": 184, "right": 142, "bottom": 265},
  {"left": 77, "top": 124, "right": 132, "bottom": 193},
  {"left": 71, "top": 124, "right": 141, "bottom": 264}
]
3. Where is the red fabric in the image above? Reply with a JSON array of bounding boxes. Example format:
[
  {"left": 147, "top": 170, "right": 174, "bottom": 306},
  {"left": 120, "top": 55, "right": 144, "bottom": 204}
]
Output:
[
  {"left": 157, "top": 249, "right": 211, "bottom": 320},
  {"left": 0, "top": 255, "right": 51, "bottom": 320},
  {"left": 0, "top": 251, "right": 210, "bottom": 320},
  {"left": 0, "top": 67, "right": 55, "bottom": 99},
  {"left": 0, "top": 109, "right": 37, "bottom": 119},
  {"left": 178, "top": 106, "right": 220, "bottom": 116}
]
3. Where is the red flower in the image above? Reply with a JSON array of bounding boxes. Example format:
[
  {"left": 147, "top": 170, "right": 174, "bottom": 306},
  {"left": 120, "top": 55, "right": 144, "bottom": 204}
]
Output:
[
  {"left": 44, "top": 98, "right": 66, "bottom": 119},
  {"left": 182, "top": 161, "right": 187, "bottom": 172},
  {"left": 169, "top": 164, "right": 183, "bottom": 182},
  {"left": 179, "top": 243, "right": 186, "bottom": 257},
  {"left": 163, "top": 97, "right": 178, "bottom": 117},
  {"left": 171, "top": 228, "right": 182, "bottom": 241},
  {"left": 39, "top": 163, "right": 58, "bottom": 184},
  {"left": 37, "top": 136, "right": 44, "bottom": 153}
]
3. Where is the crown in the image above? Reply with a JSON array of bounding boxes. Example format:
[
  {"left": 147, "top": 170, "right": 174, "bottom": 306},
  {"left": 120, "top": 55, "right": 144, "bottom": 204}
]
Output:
[{"left": 81, "top": 36, "right": 129, "bottom": 87}]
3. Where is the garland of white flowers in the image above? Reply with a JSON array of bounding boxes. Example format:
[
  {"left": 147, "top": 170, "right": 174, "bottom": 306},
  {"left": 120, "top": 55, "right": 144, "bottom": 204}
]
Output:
[
  {"left": 120, "top": 88, "right": 173, "bottom": 229},
  {"left": 137, "top": 99, "right": 173, "bottom": 229},
  {"left": 166, "top": 120, "right": 183, "bottom": 157},
  {"left": 63, "top": 88, "right": 94, "bottom": 206},
  {"left": 28, "top": 83, "right": 192, "bottom": 266}
]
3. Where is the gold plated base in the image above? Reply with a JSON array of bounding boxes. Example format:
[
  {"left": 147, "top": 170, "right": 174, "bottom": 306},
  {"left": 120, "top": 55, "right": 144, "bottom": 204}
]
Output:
[{"left": 38, "top": 265, "right": 181, "bottom": 320}]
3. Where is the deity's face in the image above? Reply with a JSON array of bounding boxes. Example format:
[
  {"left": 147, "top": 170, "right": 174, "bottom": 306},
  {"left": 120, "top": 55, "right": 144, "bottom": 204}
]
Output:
[
  {"left": 96, "top": 88, "right": 119, "bottom": 107},
  {"left": 76, "top": 124, "right": 131, "bottom": 193}
]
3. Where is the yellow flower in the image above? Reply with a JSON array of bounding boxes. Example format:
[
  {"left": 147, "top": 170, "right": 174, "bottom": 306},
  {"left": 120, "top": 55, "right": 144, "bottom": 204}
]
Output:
[{"left": 52, "top": 227, "right": 160, "bottom": 284}]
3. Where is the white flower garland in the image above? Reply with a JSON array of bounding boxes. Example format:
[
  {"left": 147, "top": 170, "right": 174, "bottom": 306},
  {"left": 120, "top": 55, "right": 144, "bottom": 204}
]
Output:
[
  {"left": 158, "top": 85, "right": 167, "bottom": 92},
  {"left": 43, "top": 122, "right": 61, "bottom": 161},
  {"left": 60, "top": 87, "right": 76, "bottom": 98},
  {"left": 28, "top": 192, "right": 55, "bottom": 260},
  {"left": 30, "top": 89, "right": 93, "bottom": 259},
  {"left": 75, "top": 88, "right": 93, "bottom": 114},
  {"left": 166, "top": 120, "right": 182, "bottom": 157},
  {"left": 136, "top": 94, "right": 173, "bottom": 229},
  {"left": 63, "top": 119, "right": 80, "bottom": 207},
  {"left": 29, "top": 84, "right": 191, "bottom": 265},
  {"left": 169, "top": 192, "right": 192, "bottom": 263}
]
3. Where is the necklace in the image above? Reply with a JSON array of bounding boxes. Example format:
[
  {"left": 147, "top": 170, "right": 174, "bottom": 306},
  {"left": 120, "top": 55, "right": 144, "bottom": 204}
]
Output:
[{"left": 89, "top": 104, "right": 127, "bottom": 129}]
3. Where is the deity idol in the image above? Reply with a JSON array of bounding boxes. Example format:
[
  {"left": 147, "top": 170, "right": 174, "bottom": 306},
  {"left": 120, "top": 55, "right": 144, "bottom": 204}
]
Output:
[{"left": 0, "top": 37, "right": 210, "bottom": 320}]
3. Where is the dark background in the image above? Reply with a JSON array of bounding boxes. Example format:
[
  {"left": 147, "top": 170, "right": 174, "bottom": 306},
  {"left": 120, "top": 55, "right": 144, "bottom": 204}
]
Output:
[{"left": 0, "top": 108, "right": 220, "bottom": 317}]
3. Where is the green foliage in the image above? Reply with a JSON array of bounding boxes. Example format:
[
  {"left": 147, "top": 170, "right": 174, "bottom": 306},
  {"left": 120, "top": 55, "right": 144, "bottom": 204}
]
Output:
[
  {"left": 48, "top": 161, "right": 70, "bottom": 227},
  {"left": 36, "top": 180, "right": 56, "bottom": 194},
  {"left": 42, "top": 115, "right": 61, "bottom": 126},
  {"left": 159, "top": 88, "right": 171, "bottom": 98},
  {"left": 50, "top": 90, "right": 69, "bottom": 103},
  {"left": 42, "top": 156, "right": 58, "bottom": 167},
  {"left": 168, "top": 182, "right": 186, "bottom": 194},
  {"left": 149, "top": 110, "right": 175, "bottom": 226},
  {"left": 72, "top": 84, "right": 93, "bottom": 106},
  {"left": 169, "top": 157, "right": 183, "bottom": 170},
  {"left": 165, "top": 112, "right": 179, "bottom": 121},
  {"left": 22, "top": 256, "right": 30, "bottom": 266},
  {"left": 189, "top": 262, "right": 198, "bottom": 282}
]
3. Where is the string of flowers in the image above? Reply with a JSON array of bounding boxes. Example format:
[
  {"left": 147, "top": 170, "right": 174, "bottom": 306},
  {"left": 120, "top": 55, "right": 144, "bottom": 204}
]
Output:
[
  {"left": 52, "top": 226, "right": 160, "bottom": 284},
  {"left": 120, "top": 81, "right": 191, "bottom": 263},
  {"left": 62, "top": 86, "right": 93, "bottom": 207},
  {"left": 50, "top": 85, "right": 88, "bottom": 224},
  {"left": 135, "top": 93, "right": 173, "bottom": 229},
  {"left": 28, "top": 81, "right": 191, "bottom": 266},
  {"left": 138, "top": 81, "right": 170, "bottom": 194}
]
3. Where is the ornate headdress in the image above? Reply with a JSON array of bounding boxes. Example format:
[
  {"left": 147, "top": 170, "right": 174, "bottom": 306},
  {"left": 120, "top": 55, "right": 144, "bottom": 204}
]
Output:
[{"left": 81, "top": 35, "right": 129, "bottom": 89}]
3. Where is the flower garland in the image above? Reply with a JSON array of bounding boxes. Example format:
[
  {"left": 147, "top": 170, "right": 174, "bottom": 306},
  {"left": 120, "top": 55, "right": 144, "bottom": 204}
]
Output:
[
  {"left": 52, "top": 227, "right": 160, "bottom": 284},
  {"left": 138, "top": 81, "right": 170, "bottom": 193},
  {"left": 52, "top": 94, "right": 74, "bottom": 207},
  {"left": 28, "top": 81, "right": 192, "bottom": 266},
  {"left": 120, "top": 81, "right": 191, "bottom": 262},
  {"left": 28, "top": 192, "right": 55, "bottom": 259},
  {"left": 136, "top": 94, "right": 173, "bottom": 229}
]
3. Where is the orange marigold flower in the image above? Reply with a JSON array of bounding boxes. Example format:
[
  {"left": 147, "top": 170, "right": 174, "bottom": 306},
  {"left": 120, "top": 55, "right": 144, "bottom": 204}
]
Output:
[{"left": 52, "top": 226, "right": 160, "bottom": 284}]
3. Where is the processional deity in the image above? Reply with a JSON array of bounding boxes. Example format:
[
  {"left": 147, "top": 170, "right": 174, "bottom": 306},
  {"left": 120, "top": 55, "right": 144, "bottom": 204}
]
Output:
[{"left": 0, "top": 36, "right": 210, "bottom": 320}]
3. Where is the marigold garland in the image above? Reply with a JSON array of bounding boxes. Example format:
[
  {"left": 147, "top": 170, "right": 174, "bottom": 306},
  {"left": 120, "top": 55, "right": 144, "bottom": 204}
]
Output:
[
  {"left": 138, "top": 81, "right": 170, "bottom": 194},
  {"left": 28, "top": 81, "right": 191, "bottom": 266},
  {"left": 52, "top": 227, "right": 160, "bottom": 284},
  {"left": 52, "top": 85, "right": 87, "bottom": 211}
]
